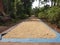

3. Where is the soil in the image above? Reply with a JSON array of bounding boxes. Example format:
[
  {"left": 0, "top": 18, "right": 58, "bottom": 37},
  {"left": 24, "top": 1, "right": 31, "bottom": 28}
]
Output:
[
  {"left": 41, "top": 19, "right": 60, "bottom": 33},
  {"left": 0, "top": 19, "right": 23, "bottom": 33},
  {"left": 0, "top": 17, "right": 29, "bottom": 33},
  {"left": 0, "top": 26, "right": 8, "bottom": 33},
  {"left": 0, "top": 43, "right": 60, "bottom": 45}
]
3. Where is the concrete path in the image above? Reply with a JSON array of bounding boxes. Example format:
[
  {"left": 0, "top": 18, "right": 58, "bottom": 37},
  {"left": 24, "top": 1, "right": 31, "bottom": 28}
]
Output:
[
  {"left": 0, "top": 16, "right": 60, "bottom": 42},
  {"left": 3, "top": 16, "right": 56, "bottom": 39}
]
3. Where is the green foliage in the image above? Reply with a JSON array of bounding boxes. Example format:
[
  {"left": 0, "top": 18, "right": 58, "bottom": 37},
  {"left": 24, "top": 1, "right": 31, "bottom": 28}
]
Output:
[
  {"left": 37, "top": 6, "right": 60, "bottom": 28},
  {"left": 0, "top": 0, "right": 34, "bottom": 25},
  {"left": 37, "top": 5, "right": 50, "bottom": 19},
  {"left": 38, "top": 12, "right": 46, "bottom": 19},
  {"left": 2, "top": 0, "right": 34, "bottom": 19},
  {"left": 19, "top": 14, "right": 28, "bottom": 19},
  {"left": 47, "top": 6, "right": 60, "bottom": 23},
  {"left": 32, "top": 7, "right": 40, "bottom": 17}
]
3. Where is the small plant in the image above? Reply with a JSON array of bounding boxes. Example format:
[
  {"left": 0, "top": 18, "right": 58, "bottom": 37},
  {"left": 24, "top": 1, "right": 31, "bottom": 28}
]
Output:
[
  {"left": 47, "top": 6, "right": 60, "bottom": 24},
  {"left": 38, "top": 12, "right": 46, "bottom": 19}
]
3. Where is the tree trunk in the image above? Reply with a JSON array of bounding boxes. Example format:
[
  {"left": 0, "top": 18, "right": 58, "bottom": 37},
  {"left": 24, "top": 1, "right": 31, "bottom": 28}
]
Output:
[
  {"left": 51, "top": 1, "right": 53, "bottom": 6},
  {"left": 57, "top": 0, "right": 60, "bottom": 6},
  {"left": 0, "top": 0, "right": 6, "bottom": 16},
  {"left": 0, "top": 0, "right": 3, "bottom": 12},
  {"left": 14, "top": 0, "right": 17, "bottom": 18}
]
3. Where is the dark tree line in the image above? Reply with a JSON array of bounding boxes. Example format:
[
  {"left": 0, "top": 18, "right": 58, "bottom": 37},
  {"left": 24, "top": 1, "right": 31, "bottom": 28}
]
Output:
[{"left": 0, "top": 0, "right": 34, "bottom": 25}]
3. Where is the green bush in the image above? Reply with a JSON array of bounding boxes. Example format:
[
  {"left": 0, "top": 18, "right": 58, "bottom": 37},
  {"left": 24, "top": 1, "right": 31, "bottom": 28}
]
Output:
[
  {"left": 38, "top": 12, "right": 47, "bottom": 19},
  {"left": 38, "top": 6, "right": 60, "bottom": 28},
  {"left": 47, "top": 6, "right": 60, "bottom": 23},
  {"left": 19, "top": 14, "right": 28, "bottom": 19},
  {"left": 38, "top": 12, "right": 44, "bottom": 19}
]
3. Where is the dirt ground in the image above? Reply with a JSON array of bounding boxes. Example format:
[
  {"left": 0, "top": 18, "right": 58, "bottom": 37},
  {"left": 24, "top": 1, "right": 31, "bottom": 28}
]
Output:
[
  {"left": 0, "top": 43, "right": 60, "bottom": 45},
  {"left": 45, "top": 22, "right": 60, "bottom": 33},
  {"left": 41, "top": 19, "right": 60, "bottom": 33},
  {"left": 0, "top": 26, "right": 9, "bottom": 33}
]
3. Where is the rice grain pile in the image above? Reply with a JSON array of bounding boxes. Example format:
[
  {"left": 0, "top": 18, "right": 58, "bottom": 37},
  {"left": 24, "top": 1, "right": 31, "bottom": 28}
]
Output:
[{"left": 3, "top": 18, "right": 56, "bottom": 39}]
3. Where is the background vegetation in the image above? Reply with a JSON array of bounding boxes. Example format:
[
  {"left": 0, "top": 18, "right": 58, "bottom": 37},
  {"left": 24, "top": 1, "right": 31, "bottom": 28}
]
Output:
[
  {"left": 0, "top": 0, "right": 60, "bottom": 28},
  {"left": 33, "top": 0, "right": 60, "bottom": 28},
  {"left": 0, "top": 0, "right": 34, "bottom": 25}
]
